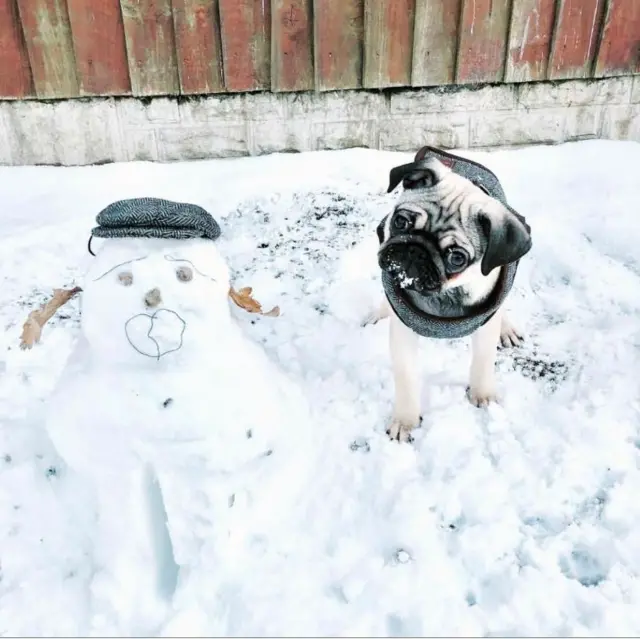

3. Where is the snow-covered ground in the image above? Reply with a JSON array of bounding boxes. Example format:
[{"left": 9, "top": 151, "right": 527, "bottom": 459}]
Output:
[{"left": 1, "top": 139, "right": 640, "bottom": 637}]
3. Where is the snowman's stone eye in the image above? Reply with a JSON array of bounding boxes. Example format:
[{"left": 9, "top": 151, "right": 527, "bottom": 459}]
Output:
[
  {"left": 176, "top": 266, "right": 193, "bottom": 282},
  {"left": 118, "top": 271, "right": 133, "bottom": 286}
]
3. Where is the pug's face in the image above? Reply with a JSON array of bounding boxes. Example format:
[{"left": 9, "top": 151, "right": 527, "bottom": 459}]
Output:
[{"left": 377, "top": 157, "right": 531, "bottom": 296}]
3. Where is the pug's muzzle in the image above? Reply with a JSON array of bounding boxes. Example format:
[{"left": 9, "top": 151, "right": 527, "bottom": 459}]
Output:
[{"left": 378, "top": 234, "right": 443, "bottom": 294}]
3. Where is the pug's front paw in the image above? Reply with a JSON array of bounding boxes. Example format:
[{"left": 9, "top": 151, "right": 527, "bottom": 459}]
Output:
[
  {"left": 386, "top": 415, "right": 422, "bottom": 443},
  {"left": 500, "top": 317, "right": 524, "bottom": 348},
  {"left": 466, "top": 386, "right": 499, "bottom": 408}
]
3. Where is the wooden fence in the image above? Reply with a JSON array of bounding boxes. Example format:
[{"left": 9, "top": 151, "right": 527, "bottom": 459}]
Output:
[{"left": 0, "top": 0, "right": 638, "bottom": 100}]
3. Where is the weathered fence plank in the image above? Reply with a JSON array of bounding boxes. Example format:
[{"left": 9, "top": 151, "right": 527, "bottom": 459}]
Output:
[
  {"left": 314, "top": 0, "right": 364, "bottom": 90},
  {"left": 0, "top": 0, "right": 34, "bottom": 97},
  {"left": 456, "top": 0, "right": 511, "bottom": 83},
  {"left": 271, "top": 0, "right": 313, "bottom": 91},
  {"left": 505, "top": 0, "right": 556, "bottom": 82},
  {"left": 67, "top": 0, "right": 131, "bottom": 95},
  {"left": 172, "top": 0, "right": 224, "bottom": 94},
  {"left": 411, "top": 0, "right": 461, "bottom": 86},
  {"left": 363, "top": 0, "right": 415, "bottom": 88},
  {"left": 120, "top": 0, "right": 179, "bottom": 95},
  {"left": 17, "top": 0, "right": 79, "bottom": 97},
  {"left": 548, "top": 0, "right": 605, "bottom": 80},
  {"left": 219, "top": 0, "right": 271, "bottom": 92},
  {"left": 594, "top": 0, "right": 640, "bottom": 77}
]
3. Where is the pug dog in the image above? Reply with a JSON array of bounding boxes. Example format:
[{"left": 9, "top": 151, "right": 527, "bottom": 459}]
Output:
[{"left": 368, "top": 146, "right": 532, "bottom": 443}]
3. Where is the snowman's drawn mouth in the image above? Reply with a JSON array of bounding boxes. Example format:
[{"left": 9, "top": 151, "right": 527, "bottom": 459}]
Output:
[{"left": 124, "top": 308, "right": 186, "bottom": 360}]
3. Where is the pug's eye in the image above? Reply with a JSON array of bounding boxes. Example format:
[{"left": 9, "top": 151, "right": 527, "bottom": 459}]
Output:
[
  {"left": 176, "top": 266, "right": 193, "bottom": 282},
  {"left": 392, "top": 214, "right": 411, "bottom": 232},
  {"left": 118, "top": 271, "right": 133, "bottom": 286},
  {"left": 403, "top": 168, "right": 437, "bottom": 190},
  {"left": 444, "top": 247, "right": 469, "bottom": 273}
]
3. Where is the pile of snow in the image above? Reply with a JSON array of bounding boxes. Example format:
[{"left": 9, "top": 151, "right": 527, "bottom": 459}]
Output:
[{"left": 1, "top": 140, "right": 640, "bottom": 636}]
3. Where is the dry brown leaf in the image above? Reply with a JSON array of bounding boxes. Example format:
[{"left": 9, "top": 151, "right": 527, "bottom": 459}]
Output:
[
  {"left": 228, "top": 286, "right": 280, "bottom": 318},
  {"left": 20, "top": 286, "right": 82, "bottom": 350}
]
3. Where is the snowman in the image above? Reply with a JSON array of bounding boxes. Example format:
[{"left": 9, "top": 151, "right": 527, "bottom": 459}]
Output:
[{"left": 42, "top": 198, "right": 315, "bottom": 635}]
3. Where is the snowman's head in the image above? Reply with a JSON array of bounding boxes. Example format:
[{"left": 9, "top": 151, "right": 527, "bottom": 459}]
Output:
[{"left": 82, "top": 237, "right": 232, "bottom": 363}]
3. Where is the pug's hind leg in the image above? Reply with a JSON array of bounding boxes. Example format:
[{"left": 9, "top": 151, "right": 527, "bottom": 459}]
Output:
[
  {"left": 468, "top": 309, "right": 502, "bottom": 408},
  {"left": 387, "top": 315, "right": 421, "bottom": 443},
  {"left": 500, "top": 312, "right": 524, "bottom": 348}
]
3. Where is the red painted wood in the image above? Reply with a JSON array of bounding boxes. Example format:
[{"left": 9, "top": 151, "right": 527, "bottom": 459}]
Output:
[
  {"left": 173, "top": 0, "right": 224, "bottom": 94},
  {"left": 0, "top": 0, "right": 33, "bottom": 97},
  {"left": 313, "top": 0, "right": 364, "bottom": 90},
  {"left": 456, "top": 0, "right": 512, "bottom": 83},
  {"left": 67, "top": 0, "right": 131, "bottom": 95},
  {"left": 411, "top": 0, "right": 461, "bottom": 86},
  {"left": 594, "top": 0, "right": 640, "bottom": 77},
  {"left": 17, "top": 0, "right": 79, "bottom": 97},
  {"left": 271, "top": 0, "right": 313, "bottom": 91},
  {"left": 548, "top": 0, "right": 605, "bottom": 79},
  {"left": 505, "top": 0, "right": 556, "bottom": 82},
  {"left": 120, "top": 0, "right": 179, "bottom": 96},
  {"left": 219, "top": 0, "right": 271, "bottom": 92},
  {"left": 363, "top": 0, "right": 415, "bottom": 88}
]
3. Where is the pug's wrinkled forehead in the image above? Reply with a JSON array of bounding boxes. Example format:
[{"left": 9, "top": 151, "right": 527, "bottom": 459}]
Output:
[{"left": 388, "top": 155, "right": 494, "bottom": 217}]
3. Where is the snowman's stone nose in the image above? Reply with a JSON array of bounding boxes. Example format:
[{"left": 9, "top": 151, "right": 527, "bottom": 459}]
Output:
[{"left": 144, "top": 287, "right": 162, "bottom": 308}]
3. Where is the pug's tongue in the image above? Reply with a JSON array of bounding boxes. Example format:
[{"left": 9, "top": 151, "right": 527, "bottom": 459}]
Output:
[{"left": 125, "top": 309, "right": 186, "bottom": 358}]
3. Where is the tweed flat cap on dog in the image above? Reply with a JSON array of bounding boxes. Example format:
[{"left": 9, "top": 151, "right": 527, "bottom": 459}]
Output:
[{"left": 91, "top": 197, "right": 221, "bottom": 241}]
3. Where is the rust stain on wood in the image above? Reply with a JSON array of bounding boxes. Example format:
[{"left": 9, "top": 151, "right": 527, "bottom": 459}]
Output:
[
  {"left": 173, "top": 0, "right": 224, "bottom": 93},
  {"left": 456, "top": 0, "right": 511, "bottom": 83},
  {"left": 363, "top": 0, "right": 415, "bottom": 88},
  {"left": 412, "top": 0, "right": 461, "bottom": 86},
  {"left": 120, "top": 0, "right": 179, "bottom": 95},
  {"left": 271, "top": 0, "right": 313, "bottom": 91},
  {"left": 0, "top": 0, "right": 34, "bottom": 96},
  {"left": 219, "top": 0, "right": 271, "bottom": 92},
  {"left": 17, "top": 0, "right": 79, "bottom": 97},
  {"left": 505, "top": 0, "right": 556, "bottom": 82},
  {"left": 548, "top": 0, "right": 605, "bottom": 80},
  {"left": 594, "top": 0, "right": 640, "bottom": 77},
  {"left": 67, "top": 0, "right": 131, "bottom": 95},
  {"left": 314, "top": 0, "right": 364, "bottom": 90}
]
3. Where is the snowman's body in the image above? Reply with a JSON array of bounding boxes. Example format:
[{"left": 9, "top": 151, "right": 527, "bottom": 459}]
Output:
[{"left": 45, "top": 236, "right": 313, "bottom": 634}]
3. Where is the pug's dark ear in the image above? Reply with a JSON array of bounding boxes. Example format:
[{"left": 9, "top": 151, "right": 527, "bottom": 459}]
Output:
[
  {"left": 376, "top": 216, "right": 387, "bottom": 244},
  {"left": 479, "top": 208, "right": 532, "bottom": 276},
  {"left": 387, "top": 162, "right": 417, "bottom": 193}
]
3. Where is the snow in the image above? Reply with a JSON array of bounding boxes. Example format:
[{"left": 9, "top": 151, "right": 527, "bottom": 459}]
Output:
[{"left": 1, "top": 139, "right": 640, "bottom": 637}]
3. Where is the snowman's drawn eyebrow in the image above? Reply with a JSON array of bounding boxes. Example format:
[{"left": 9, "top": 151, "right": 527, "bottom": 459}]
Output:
[
  {"left": 164, "top": 254, "right": 217, "bottom": 281},
  {"left": 92, "top": 256, "right": 148, "bottom": 281}
]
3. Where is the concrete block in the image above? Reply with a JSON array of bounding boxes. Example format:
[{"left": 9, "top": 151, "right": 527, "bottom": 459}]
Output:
[
  {"left": 469, "top": 106, "right": 600, "bottom": 147},
  {"left": 289, "top": 91, "right": 386, "bottom": 121},
  {"left": 178, "top": 94, "right": 247, "bottom": 123},
  {"left": 124, "top": 130, "right": 159, "bottom": 162},
  {"left": 0, "top": 103, "right": 13, "bottom": 164},
  {"left": 631, "top": 77, "right": 640, "bottom": 104},
  {"left": 379, "top": 113, "right": 469, "bottom": 151},
  {"left": 518, "top": 77, "right": 632, "bottom": 109},
  {"left": 310, "top": 119, "right": 379, "bottom": 151},
  {"left": 600, "top": 105, "right": 640, "bottom": 141},
  {"left": 390, "top": 84, "right": 517, "bottom": 115},
  {"left": 249, "top": 119, "right": 312, "bottom": 155},
  {"left": 3, "top": 99, "right": 123, "bottom": 165},
  {"left": 245, "top": 92, "right": 289, "bottom": 120},
  {"left": 117, "top": 98, "right": 180, "bottom": 126},
  {"left": 157, "top": 124, "right": 249, "bottom": 161}
]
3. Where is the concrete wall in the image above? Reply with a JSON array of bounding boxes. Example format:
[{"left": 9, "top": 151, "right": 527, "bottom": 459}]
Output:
[{"left": 1, "top": 76, "right": 638, "bottom": 166}]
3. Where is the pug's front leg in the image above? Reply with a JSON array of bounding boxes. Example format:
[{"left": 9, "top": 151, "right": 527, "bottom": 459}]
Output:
[
  {"left": 387, "top": 314, "right": 421, "bottom": 442},
  {"left": 468, "top": 309, "right": 503, "bottom": 407}
]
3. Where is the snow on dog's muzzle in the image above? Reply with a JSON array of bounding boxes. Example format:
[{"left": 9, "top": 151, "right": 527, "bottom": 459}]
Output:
[
  {"left": 378, "top": 235, "right": 442, "bottom": 293},
  {"left": 124, "top": 308, "right": 186, "bottom": 359}
]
